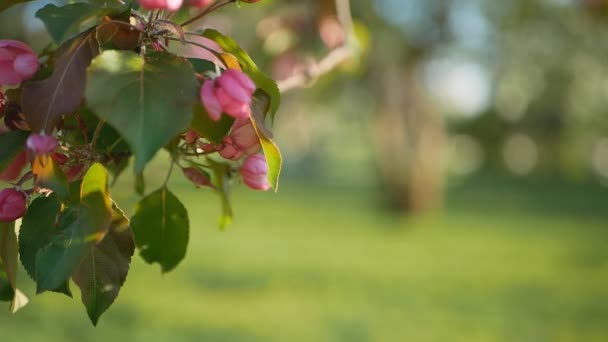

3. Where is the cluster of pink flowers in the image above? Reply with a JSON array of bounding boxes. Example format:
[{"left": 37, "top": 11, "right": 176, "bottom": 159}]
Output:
[
  {"left": 0, "top": 40, "right": 39, "bottom": 222},
  {"left": 181, "top": 68, "right": 271, "bottom": 191},
  {"left": 0, "top": 131, "right": 59, "bottom": 222},
  {"left": 200, "top": 69, "right": 256, "bottom": 121},
  {"left": 0, "top": 40, "right": 39, "bottom": 86}
]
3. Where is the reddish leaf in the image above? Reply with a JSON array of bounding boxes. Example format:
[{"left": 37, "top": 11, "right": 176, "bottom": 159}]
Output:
[{"left": 22, "top": 29, "right": 99, "bottom": 133}]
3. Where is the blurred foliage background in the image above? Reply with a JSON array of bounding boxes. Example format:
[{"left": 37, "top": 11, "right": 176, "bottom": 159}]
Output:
[{"left": 2, "top": 0, "right": 608, "bottom": 341}]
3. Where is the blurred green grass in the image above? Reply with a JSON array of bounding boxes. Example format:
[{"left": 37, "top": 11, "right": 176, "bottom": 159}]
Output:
[{"left": 1, "top": 172, "right": 608, "bottom": 341}]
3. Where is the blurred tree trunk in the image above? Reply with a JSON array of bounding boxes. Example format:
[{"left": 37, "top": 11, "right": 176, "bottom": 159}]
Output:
[{"left": 371, "top": 58, "right": 446, "bottom": 214}]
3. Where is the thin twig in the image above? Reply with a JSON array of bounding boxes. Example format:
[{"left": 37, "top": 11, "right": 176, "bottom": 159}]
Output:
[
  {"left": 277, "top": 0, "right": 357, "bottom": 93},
  {"left": 163, "top": 158, "right": 176, "bottom": 187},
  {"left": 167, "top": 37, "right": 229, "bottom": 68},
  {"left": 107, "top": 138, "right": 123, "bottom": 153},
  {"left": 180, "top": 0, "right": 235, "bottom": 27},
  {"left": 90, "top": 119, "right": 105, "bottom": 149}
]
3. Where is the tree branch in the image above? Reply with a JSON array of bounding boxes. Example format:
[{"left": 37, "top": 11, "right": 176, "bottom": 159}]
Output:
[{"left": 277, "top": 0, "right": 357, "bottom": 93}]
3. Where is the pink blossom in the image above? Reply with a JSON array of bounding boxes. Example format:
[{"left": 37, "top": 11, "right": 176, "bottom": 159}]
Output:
[
  {"left": 0, "top": 188, "right": 26, "bottom": 222},
  {"left": 217, "top": 118, "right": 261, "bottom": 160},
  {"left": 137, "top": 0, "right": 183, "bottom": 11},
  {"left": 0, "top": 40, "right": 39, "bottom": 86},
  {"left": 26, "top": 134, "right": 58, "bottom": 156},
  {"left": 200, "top": 69, "right": 256, "bottom": 121},
  {"left": 184, "top": 129, "right": 200, "bottom": 144},
  {"left": 0, "top": 91, "right": 5, "bottom": 112},
  {"left": 240, "top": 154, "right": 270, "bottom": 191}
]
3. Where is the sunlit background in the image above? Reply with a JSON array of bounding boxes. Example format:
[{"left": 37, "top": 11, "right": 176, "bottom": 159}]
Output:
[{"left": 2, "top": 0, "right": 608, "bottom": 341}]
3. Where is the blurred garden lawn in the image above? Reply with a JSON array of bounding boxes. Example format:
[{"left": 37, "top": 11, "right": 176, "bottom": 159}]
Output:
[{"left": 1, "top": 175, "right": 607, "bottom": 341}]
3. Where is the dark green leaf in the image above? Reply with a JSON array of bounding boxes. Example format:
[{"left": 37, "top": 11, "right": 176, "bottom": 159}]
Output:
[
  {"left": 22, "top": 29, "right": 100, "bottom": 133},
  {"left": 0, "top": 264, "right": 12, "bottom": 302},
  {"left": 19, "top": 194, "right": 72, "bottom": 297},
  {"left": 36, "top": 3, "right": 100, "bottom": 44},
  {"left": 86, "top": 50, "right": 198, "bottom": 172},
  {"left": 32, "top": 155, "right": 70, "bottom": 200},
  {"left": 73, "top": 203, "right": 134, "bottom": 325},
  {"left": 0, "top": 130, "right": 28, "bottom": 173},
  {"left": 130, "top": 187, "right": 189, "bottom": 272},
  {"left": 35, "top": 206, "right": 93, "bottom": 294},
  {"left": 188, "top": 58, "right": 217, "bottom": 74},
  {"left": 190, "top": 104, "right": 234, "bottom": 143},
  {"left": 19, "top": 194, "right": 60, "bottom": 279},
  {"left": 0, "top": 221, "right": 29, "bottom": 313},
  {"left": 36, "top": 164, "right": 112, "bottom": 293},
  {"left": 202, "top": 29, "right": 281, "bottom": 123},
  {"left": 135, "top": 172, "right": 145, "bottom": 196}
]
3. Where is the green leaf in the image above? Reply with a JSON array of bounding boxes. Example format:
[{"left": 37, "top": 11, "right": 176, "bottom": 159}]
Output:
[
  {"left": 202, "top": 29, "right": 281, "bottom": 123},
  {"left": 22, "top": 29, "right": 100, "bottom": 133},
  {"left": 188, "top": 58, "right": 217, "bottom": 74},
  {"left": 0, "top": 222, "right": 29, "bottom": 313},
  {"left": 190, "top": 104, "right": 234, "bottom": 143},
  {"left": 81, "top": 163, "right": 113, "bottom": 240},
  {"left": 32, "top": 155, "right": 70, "bottom": 200},
  {"left": 72, "top": 203, "right": 134, "bottom": 326},
  {"left": 35, "top": 206, "right": 94, "bottom": 294},
  {"left": 19, "top": 194, "right": 73, "bottom": 297},
  {"left": 250, "top": 91, "right": 282, "bottom": 191},
  {"left": 0, "top": 264, "right": 12, "bottom": 302},
  {"left": 86, "top": 50, "right": 199, "bottom": 172},
  {"left": 0, "top": 130, "right": 28, "bottom": 173},
  {"left": 36, "top": 165, "right": 112, "bottom": 294},
  {"left": 135, "top": 171, "right": 145, "bottom": 196},
  {"left": 0, "top": 0, "right": 34, "bottom": 12},
  {"left": 36, "top": 3, "right": 100, "bottom": 44},
  {"left": 130, "top": 187, "right": 189, "bottom": 272},
  {"left": 19, "top": 195, "right": 60, "bottom": 278}
]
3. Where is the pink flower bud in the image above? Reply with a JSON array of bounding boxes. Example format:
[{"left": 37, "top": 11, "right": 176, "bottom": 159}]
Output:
[
  {"left": 0, "top": 91, "right": 5, "bottom": 112},
  {"left": 240, "top": 154, "right": 270, "bottom": 191},
  {"left": 3, "top": 103, "right": 29, "bottom": 131},
  {"left": 0, "top": 151, "right": 27, "bottom": 182},
  {"left": 0, "top": 188, "right": 26, "bottom": 222},
  {"left": 184, "top": 129, "right": 200, "bottom": 144},
  {"left": 182, "top": 167, "right": 213, "bottom": 188},
  {"left": 26, "top": 134, "right": 58, "bottom": 156},
  {"left": 198, "top": 142, "right": 217, "bottom": 153},
  {"left": 217, "top": 140, "right": 243, "bottom": 160},
  {"left": 0, "top": 40, "right": 39, "bottom": 86},
  {"left": 137, "top": 0, "right": 183, "bottom": 11},
  {"left": 200, "top": 70, "right": 256, "bottom": 121},
  {"left": 216, "top": 119, "right": 261, "bottom": 160}
]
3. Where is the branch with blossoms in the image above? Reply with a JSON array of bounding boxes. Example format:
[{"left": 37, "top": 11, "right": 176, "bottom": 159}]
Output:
[
  {"left": 0, "top": 0, "right": 287, "bottom": 325},
  {"left": 277, "top": 0, "right": 358, "bottom": 93}
]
